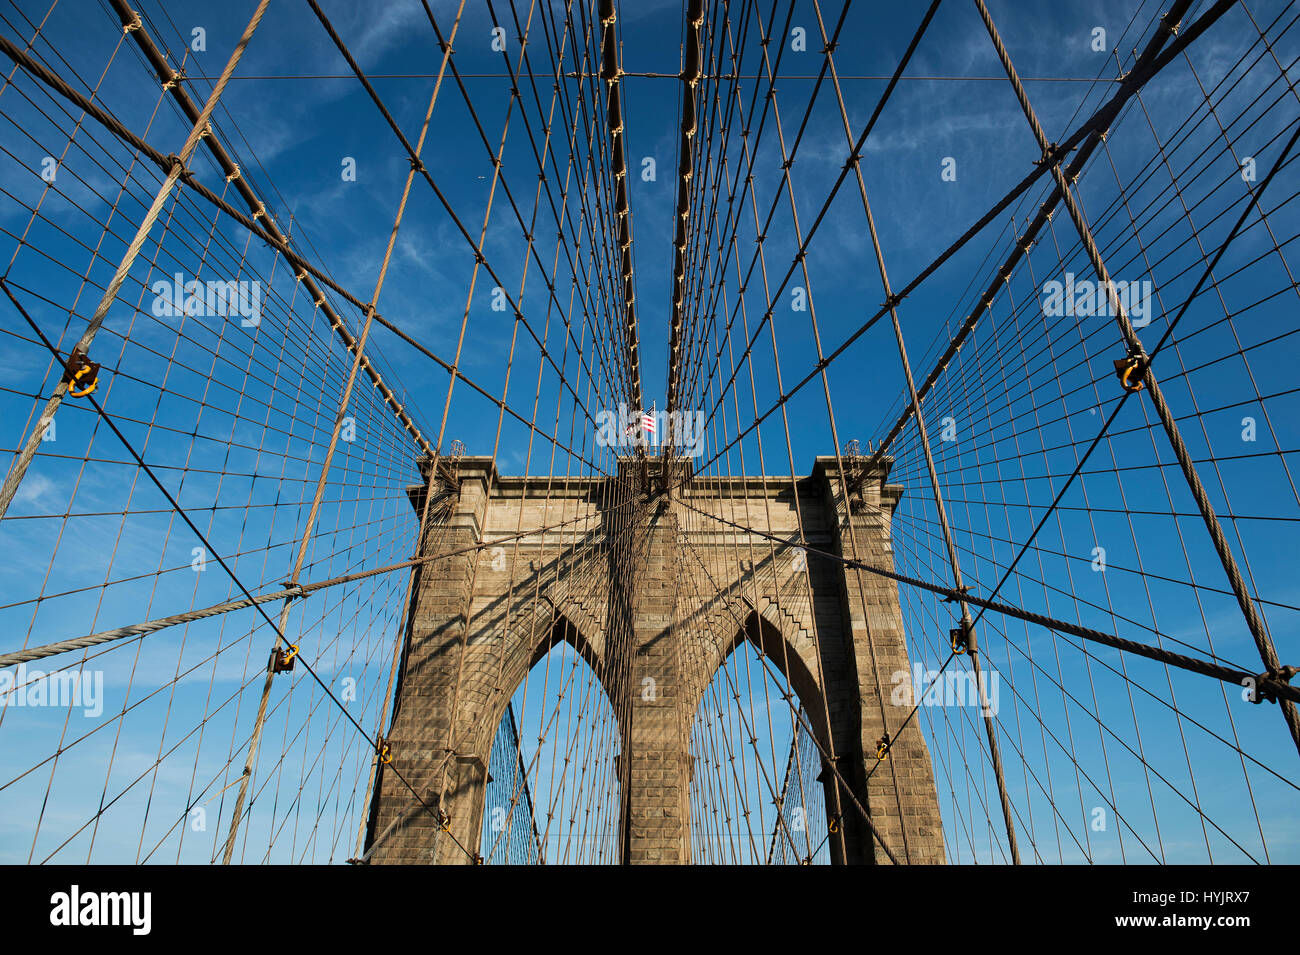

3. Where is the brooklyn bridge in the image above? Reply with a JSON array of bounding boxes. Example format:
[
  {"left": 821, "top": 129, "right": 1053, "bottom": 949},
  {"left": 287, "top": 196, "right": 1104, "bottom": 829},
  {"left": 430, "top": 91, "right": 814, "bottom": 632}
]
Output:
[{"left": 0, "top": 0, "right": 1296, "bottom": 866}]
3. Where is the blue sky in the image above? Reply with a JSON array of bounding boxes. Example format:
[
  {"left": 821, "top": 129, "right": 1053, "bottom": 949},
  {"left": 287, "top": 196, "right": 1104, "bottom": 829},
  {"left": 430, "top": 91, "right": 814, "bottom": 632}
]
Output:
[{"left": 0, "top": 0, "right": 1297, "bottom": 863}]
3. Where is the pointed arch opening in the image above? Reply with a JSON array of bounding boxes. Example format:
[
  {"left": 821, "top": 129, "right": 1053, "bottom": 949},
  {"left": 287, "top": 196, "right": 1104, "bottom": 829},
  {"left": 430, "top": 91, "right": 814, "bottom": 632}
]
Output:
[
  {"left": 479, "top": 615, "right": 622, "bottom": 864},
  {"left": 687, "top": 610, "right": 836, "bottom": 864}
]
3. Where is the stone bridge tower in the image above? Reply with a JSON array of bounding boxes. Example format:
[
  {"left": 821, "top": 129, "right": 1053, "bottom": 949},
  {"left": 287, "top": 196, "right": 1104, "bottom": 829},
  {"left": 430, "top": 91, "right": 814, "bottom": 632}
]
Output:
[{"left": 363, "top": 454, "right": 945, "bottom": 864}]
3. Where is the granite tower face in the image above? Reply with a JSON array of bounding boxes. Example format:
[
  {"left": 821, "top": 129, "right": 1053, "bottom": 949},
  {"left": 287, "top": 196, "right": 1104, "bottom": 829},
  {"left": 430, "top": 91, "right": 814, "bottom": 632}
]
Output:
[{"left": 365, "top": 455, "right": 944, "bottom": 865}]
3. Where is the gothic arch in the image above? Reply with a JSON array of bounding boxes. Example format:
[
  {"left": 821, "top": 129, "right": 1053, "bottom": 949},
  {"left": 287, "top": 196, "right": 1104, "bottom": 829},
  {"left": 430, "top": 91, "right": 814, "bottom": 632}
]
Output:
[
  {"left": 477, "top": 604, "right": 620, "bottom": 764},
  {"left": 476, "top": 608, "right": 623, "bottom": 863},
  {"left": 686, "top": 609, "right": 831, "bottom": 750}
]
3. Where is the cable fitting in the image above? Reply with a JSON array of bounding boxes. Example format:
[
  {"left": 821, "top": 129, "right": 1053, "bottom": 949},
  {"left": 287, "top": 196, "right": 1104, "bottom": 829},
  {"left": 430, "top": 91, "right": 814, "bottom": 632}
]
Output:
[
  {"left": 942, "top": 585, "right": 970, "bottom": 603},
  {"left": 1113, "top": 352, "right": 1148, "bottom": 393},
  {"left": 61, "top": 349, "right": 100, "bottom": 398},
  {"left": 163, "top": 153, "right": 187, "bottom": 178},
  {"left": 271, "top": 643, "right": 298, "bottom": 674},
  {"left": 950, "top": 624, "right": 969, "bottom": 655},
  {"left": 1252, "top": 665, "right": 1298, "bottom": 704}
]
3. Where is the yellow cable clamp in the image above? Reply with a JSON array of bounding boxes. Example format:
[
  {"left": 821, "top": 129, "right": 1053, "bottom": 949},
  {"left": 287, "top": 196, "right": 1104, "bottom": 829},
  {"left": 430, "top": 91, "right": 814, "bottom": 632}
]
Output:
[
  {"left": 68, "top": 363, "right": 97, "bottom": 398},
  {"left": 271, "top": 643, "right": 298, "bottom": 673},
  {"left": 1121, "top": 361, "right": 1144, "bottom": 392},
  {"left": 1114, "top": 354, "right": 1147, "bottom": 393},
  {"left": 63, "top": 351, "right": 100, "bottom": 398},
  {"left": 950, "top": 625, "right": 968, "bottom": 655}
]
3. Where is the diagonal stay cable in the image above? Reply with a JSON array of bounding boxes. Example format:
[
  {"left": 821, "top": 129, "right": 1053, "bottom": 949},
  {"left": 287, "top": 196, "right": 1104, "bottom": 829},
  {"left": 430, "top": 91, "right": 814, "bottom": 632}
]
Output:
[
  {"left": 960, "top": 115, "right": 1300, "bottom": 725},
  {"left": 969, "top": 0, "right": 1300, "bottom": 759},
  {"left": 0, "top": 277, "right": 479, "bottom": 860},
  {"left": 673, "top": 496, "right": 1300, "bottom": 706},
  {"left": 693, "top": 0, "right": 1239, "bottom": 478},
  {"left": 0, "top": 29, "right": 617, "bottom": 474}
]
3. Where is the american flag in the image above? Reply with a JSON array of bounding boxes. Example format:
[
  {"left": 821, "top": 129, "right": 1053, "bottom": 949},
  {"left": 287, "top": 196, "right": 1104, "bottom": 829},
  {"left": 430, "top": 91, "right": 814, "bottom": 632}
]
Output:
[{"left": 624, "top": 404, "right": 656, "bottom": 440}]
